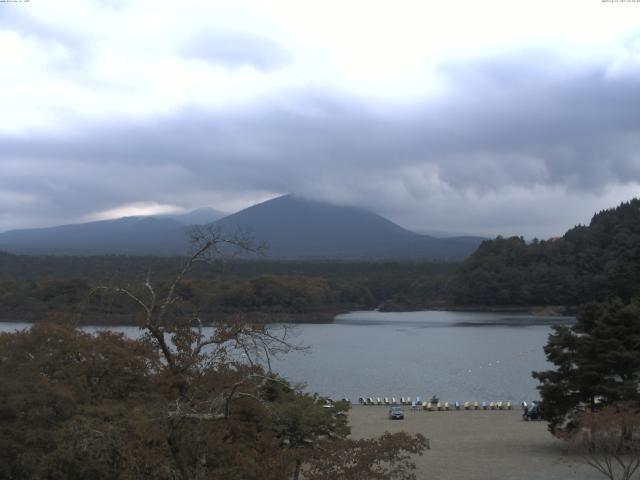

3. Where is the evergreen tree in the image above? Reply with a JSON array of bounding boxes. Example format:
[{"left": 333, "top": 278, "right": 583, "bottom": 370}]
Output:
[{"left": 533, "top": 296, "right": 640, "bottom": 433}]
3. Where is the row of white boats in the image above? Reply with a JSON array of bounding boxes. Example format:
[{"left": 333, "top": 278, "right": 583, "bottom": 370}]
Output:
[{"left": 355, "top": 397, "right": 514, "bottom": 411}]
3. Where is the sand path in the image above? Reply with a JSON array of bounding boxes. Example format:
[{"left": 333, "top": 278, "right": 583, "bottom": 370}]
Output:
[{"left": 348, "top": 406, "right": 604, "bottom": 480}]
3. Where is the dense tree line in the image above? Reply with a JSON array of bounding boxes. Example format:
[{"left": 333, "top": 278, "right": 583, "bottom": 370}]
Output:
[
  {"left": 0, "top": 275, "right": 373, "bottom": 323},
  {"left": 0, "top": 254, "right": 455, "bottom": 323},
  {"left": 0, "top": 252, "right": 454, "bottom": 286},
  {"left": 452, "top": 199, "right": 640, "bottom": 307}
]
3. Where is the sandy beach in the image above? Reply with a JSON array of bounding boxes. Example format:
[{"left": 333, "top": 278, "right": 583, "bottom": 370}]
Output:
[{"left": 348, "top": 406, "right": 603, "bottom": 480}]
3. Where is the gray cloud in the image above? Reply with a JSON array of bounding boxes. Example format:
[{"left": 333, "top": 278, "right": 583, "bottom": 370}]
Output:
[
  {"left": 182, "top": 31, "right": 290, "bottom": 71},
  {"left": 1, "top": 47, "right": 640, "bottom": 236}
]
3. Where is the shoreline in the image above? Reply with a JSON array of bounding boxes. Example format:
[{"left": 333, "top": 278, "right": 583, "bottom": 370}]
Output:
[
  {"left": 0, "top": 310, "right": 341, "bottom": 326},
  {"left": 0, "top": 305, "right": 576, "bottom": 327},
  {"left": 379, "top": 304, "right": 577, "bottom": 317}
]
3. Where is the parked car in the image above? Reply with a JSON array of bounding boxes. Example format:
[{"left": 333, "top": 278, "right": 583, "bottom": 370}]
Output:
[
  {"left": 524, "top": 401, "right": 543, "bottom": 421},
  {"left": 388, "top": 405, "right": 405, "bottom": 420}
]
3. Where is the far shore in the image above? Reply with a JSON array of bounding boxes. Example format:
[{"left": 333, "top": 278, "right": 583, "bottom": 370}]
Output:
[
  {"left": 348, "top": 406, "right": 599, "bottom": 480},
  {"left": 0, "top": 310, "right": 340, "bottom": 326},
  {"left": 378, "top": 304, "right": 577, "bottom": 317},
  {"left": 0, "top": 304, "right": 577, "bottom": 327}
]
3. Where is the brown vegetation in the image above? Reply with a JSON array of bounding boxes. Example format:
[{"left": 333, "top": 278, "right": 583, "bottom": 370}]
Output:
[{"left": 0, "top": 228, "right": 428, "bottom": 479}]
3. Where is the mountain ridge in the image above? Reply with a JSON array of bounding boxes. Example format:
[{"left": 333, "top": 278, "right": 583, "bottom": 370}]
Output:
[
  {"left": 211, "top": 195, "right": 483, "bottom": 260},
  {"left": 0, "top": 195, "right": 484, "bottom": 259}
]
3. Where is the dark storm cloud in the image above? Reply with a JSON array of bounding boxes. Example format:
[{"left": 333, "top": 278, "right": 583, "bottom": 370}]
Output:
[
  {"left": 1, "top": 48, "right": 639, "bottom": 234},
  {"left": 411, "top": 50, "right": 640, "bottom": 191},
  {"left": 182, "top": 31, "right": 290, "bottom": 70}
]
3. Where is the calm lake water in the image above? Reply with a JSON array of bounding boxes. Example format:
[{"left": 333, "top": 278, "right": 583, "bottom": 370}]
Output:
[{"left": 0, "top": 310, "right": 574, "bottom": 404}]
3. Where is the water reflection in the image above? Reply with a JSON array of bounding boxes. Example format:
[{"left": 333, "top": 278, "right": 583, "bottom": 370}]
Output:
[
  {"left": 272, "top": 310, "right": 574, "bottom": 403},
  {"left": 335, "top": 310, "right": 575, "bottom": 327},
  {"left": 0, "top": 310, "right": 574, "bottom": 404}
]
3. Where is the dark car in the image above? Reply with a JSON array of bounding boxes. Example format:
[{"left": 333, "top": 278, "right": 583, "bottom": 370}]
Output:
[
  {"left": 388, "top": 405, "right": 404, "bottom": 420},
  {"left": 524, "top": 402, "right": 543, "bottom": 421}
]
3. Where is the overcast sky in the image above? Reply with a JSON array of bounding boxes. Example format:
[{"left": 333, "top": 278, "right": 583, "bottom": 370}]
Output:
[{"left": 1, "top": 0, "right": 639, "bottom": 237}]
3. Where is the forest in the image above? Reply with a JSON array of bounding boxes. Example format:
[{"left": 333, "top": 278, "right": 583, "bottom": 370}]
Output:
[
  {"left": 451, "top": 199, "right": 640, "bottom": 307},
  {"left": 0, "top": 253, "right": 454, "bottom": 324},
  {"left": 1, "top": 199, "right": 639, "bottom": 323}
]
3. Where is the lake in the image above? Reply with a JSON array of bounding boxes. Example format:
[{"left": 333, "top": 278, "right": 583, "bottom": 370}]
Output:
[{"left": 0, "top": 310, "right": 574, "bottom": 404}]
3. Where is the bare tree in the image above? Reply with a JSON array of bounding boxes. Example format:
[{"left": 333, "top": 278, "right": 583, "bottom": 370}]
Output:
[
  {"left": 574, "top": 405, "right": 640, "bottom": 480},
  {"left": 92, "top": 226, "right": 303, "bottom": 416}
]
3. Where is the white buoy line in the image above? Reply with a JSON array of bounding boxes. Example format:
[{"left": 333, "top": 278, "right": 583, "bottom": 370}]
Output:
[{"left": 453, "top": 346, "right": 540, "bottom": 377}]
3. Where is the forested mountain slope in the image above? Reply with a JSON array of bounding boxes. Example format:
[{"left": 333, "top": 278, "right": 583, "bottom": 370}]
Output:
[{"left": 452, "top": 199, "right": 640, "bottom": 306}]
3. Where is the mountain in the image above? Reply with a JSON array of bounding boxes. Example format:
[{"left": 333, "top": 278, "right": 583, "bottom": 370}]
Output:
[
  {"left": 212, "top": 195, "right": 483, "bottom": 260},
  {"left": 162, "top": 207, "right": 227, "bottom": 225},
  {"left": 0, "top": 216, "right": 189, "bottom": 255},
  {"left": 0, "top": 196, "right": 484, "bottom": 259},
  {"left": 0, "top": 207, "right": 228, "bottom": 255}
]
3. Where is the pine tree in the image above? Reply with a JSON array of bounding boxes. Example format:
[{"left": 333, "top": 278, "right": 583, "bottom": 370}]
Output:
[{"left": 533, "top": 296, "right": 640, "bottom": 433}]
